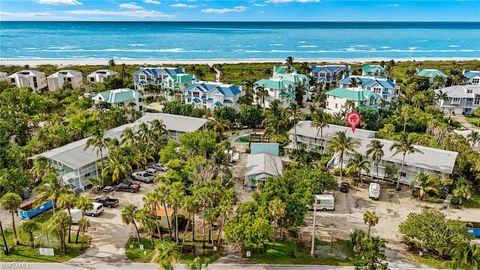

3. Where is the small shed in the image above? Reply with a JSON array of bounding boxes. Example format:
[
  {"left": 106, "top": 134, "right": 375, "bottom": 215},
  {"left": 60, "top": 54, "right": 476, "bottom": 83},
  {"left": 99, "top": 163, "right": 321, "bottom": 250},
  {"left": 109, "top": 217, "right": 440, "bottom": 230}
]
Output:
[
  {"left": 250, "top": 143, "right": 280, "bottom": 156},
  {"left": 245, "top": 153, "right": 283, "bottom": 187}
]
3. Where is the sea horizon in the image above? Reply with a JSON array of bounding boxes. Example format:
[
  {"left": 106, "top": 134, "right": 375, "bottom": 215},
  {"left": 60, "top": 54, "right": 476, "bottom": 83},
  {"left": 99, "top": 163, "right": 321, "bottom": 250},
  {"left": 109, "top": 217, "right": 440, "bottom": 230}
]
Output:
[{"left": 1, "top": 21, "right": 480, "bottom": 61}]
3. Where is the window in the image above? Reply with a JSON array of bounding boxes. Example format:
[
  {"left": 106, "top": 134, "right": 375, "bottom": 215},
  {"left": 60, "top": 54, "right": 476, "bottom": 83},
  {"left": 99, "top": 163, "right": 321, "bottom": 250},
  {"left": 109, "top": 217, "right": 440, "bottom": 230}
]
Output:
[
  {"left": 475, "top": 95, "right": 480, "bottom": 105},
  {"left": 118, "top": 102, "right": 124, "bottom": 106},
  {"left": 473, "top": 78, "right": 480, "bottom": 84},
  {"left": 193, "top": 92, "right": 200, "bottom": 98},
  {"left": 335, "top": 103, "right": 338, "bottom": 109},
  {"left": 400, "top": 172, "right": 407, "bottom": 177},
  {"left": 467, "top": 89, "right": 473, "bottom": 94}
]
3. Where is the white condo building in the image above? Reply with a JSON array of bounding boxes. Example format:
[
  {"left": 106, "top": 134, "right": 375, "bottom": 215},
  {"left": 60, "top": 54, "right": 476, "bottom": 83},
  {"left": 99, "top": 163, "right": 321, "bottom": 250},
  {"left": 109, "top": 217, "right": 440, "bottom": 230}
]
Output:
[
  {"left": 48, "top": 70, "right": 83, "bottom": 91},
  {"left": 8, "top": 70, "right": 47, "bottom": 92},
  {"left": 87, "top": 69, "right": 117, "bottom": 83}
]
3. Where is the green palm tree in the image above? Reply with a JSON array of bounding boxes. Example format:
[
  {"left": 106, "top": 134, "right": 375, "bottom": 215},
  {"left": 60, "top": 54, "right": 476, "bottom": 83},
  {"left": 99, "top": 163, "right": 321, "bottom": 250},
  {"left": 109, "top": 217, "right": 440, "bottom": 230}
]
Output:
[
  {"left": 216, "top": 188, "right": 236, "bottom": 249},
  {"left": 153, "top": 240, "right": 179, "bottom": 269},
  {"left": 327, "top": 131, "right": 360, "bottom": 182},
  {"left": 287, "top": 102, "right": 303, "bottom": 150},
  {"left": 57, "top": 193, "right": 77, "bottom": 243},
  {"left": 285, "top": 56, "right": 294, "bottom": 71},
  {"left": 347, "top": 153, "right": 371, "bottom": 184},
  {"left": 156, "top": 185, "right": 173, "bottom": 237},
  {"left": 1, "top": 192, "right": 23, "bottom": 245},
  {"left": 435, "top": 90, "right": 448, "bottom": 110},
  {"left": 208, "top": 116, "right": 230, "bottom": 134},
  {"left": 30, "top": 156, "right": 53, "bottom": 183},
  {"left": 102, "top": 147, "right": 132, "bottom": 183},
  {"left": 451, "top": 242, "right": 480, "bottom": 270},
  {"left": 255, "top": 86, "right": 269, "bottom": 108},
  {"left": 167, "top": 182, "right": 186, "bottom": 244},
  {"left": 75, "top": 217, "right": 90, "bottom": 244},
  {"left": 76, "top": 196, "right": 93, "bottom": 216},
  {"left": 34, "top": 171, "right": 69, "bottom": 212},
  {"left": 136, "top": 208, "right": 157, "bottom": 248},
  {"left": 452, "top": 179, "right": 472, "bottom": 205},
  {"left": 21, "top": 220, "right": 39, "bottom": 248},
  {"left": 121, "top": 128, "right": 137, "bottom": 147},
  {"left": 311, "top": 109, "right": 330, "bottom": 155},
  {"left": 144, "top": 191, "right": 163, "bottom": 240},
  {"left": 363, "top": 210, "right": 379, "bottom": 236},
  {"left": 84, "top": 128, "right": 108, "bottom": 185},
  {"left": 268, "top": 198, "right": 286, "bottom": 247},
  {"left": 51, "top": 211, "right": 72, "bottom": 255},
  {"left": 366, "top": 140, "right": 385, "bottom": 180},
  {"left": 390, "top": 134, "right": 424, "bottom": 190},
  {"left": 414, "top": 173, "right": 439, "bottom": 200},
  {"left": 122, "top": 204, "right": 141, "bottom": 246}
]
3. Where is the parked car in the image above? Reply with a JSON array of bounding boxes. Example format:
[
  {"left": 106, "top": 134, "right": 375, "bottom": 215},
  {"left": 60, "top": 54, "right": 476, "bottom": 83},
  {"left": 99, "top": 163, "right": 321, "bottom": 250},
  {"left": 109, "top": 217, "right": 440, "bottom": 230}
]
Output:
[
  {"left": 145, "top": 168, "right": 160, "bottom": 176},
  {"left": 369, "top": 183, "right": 381, "bottom": 200},
  {"left": 152, "top": 163, "right": 168, "bottom": 172},
  {"left": 85, "top": 202, "right": 104, "bottom": 217},
  {"left": 131, "top": 171, "right": 154, "bottom": 183},
  {"left": 312, "top": 194, "right": 335, "bottom": 211},
  {"left": 115, "top": 181, "right": 141, "bottom": 192},
  {"left": 340, "top": 182, "right": 350, "bottom": 193},
  {"left": 94, "top": 196, "right": 119, "bottom": 208},
  {"left": 102, "top": 186, "right": 114, "bottom": 193}
]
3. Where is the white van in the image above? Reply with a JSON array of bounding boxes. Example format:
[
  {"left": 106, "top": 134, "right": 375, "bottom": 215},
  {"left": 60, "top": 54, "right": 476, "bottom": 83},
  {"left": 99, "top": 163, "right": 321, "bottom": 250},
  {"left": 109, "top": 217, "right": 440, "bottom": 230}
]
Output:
[
  {"left": 369, "top": 183, "right": 381, "bottom": 200},
  {"left": 312, "top": 194, "right": 335, "bottom": 211},
  {"left": 85, "top": 202, "right": 104, "bottom": 217},
  {"left": 65, "top": 208, "right": 83, "bottom": 224}
]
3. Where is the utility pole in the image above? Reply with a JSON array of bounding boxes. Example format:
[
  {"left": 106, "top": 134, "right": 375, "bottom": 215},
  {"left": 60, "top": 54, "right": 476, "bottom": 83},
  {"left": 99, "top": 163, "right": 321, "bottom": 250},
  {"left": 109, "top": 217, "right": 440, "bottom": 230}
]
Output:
[
  {"left": 310, "top": 196, "right": 317, "bottom": 257},
  {"left": 0, "top": 220, "right": 9, "bottom": 254}
]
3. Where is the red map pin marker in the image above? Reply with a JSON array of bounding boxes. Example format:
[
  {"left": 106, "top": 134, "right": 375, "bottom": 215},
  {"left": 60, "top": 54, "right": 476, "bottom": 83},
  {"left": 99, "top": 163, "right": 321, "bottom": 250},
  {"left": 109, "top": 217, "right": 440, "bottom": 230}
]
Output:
[{"left": 345, "top": 112, "right": 361, "bottom": 133}]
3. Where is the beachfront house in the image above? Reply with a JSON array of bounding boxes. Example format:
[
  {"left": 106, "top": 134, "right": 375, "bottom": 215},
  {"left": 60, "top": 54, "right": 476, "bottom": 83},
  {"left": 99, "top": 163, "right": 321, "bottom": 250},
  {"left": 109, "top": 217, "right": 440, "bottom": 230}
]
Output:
[
  {"left": 272, "top": 66, "right": 310, "bottom": 87},
  {"left": 92, "top": 88, "right": 144, "bottom": 112},
  {"left": 47, "top": 70, "right": 83, "bottom": 91},
  {"left": 310, "top": 65, "right": 351, "bottom": 85},
  {"left": 325, "top": 87, "right": 381, "bottom": 114},
  {"left": 434, "top": 85, "right": 480, "bottom": 115},
  {"left": 87, "top": 69, "right": 117, "bottom": 83},
  {"left": 288, "top": 121, "right": 458, "bottom": 185},
  {"left": 362, "top": 65, "right": 387, "bottom": 77},
  {"left": 8, "top": 70, "right": 47, "bottom": 92},
  {"left": 254, "top": 78, "right": 296, "bottom": 108},
  {"left": 339, "top": 76, "right": 399, "bottom": 102},
  {"left": 0, "top": 72, "right": 7, "bottom": 81},
  {"left": 416, "top": 68, "right": 447, "bottom": 83},
  {"left": 184, "top": 81, "right": 243, "bottom": 110},
  {"left": 32, "top": 113, "right": 208, "bottom": 190},
  {"left": 134, "top": 67, "right": 195, "bottom": 101},
  {"left": 463, "top": 70, "right": 480, "bottom": 85}
]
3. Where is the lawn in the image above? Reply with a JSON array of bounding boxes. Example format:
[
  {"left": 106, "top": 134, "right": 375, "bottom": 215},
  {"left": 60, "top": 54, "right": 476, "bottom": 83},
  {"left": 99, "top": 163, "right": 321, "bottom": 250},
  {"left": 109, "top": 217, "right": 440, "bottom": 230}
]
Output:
[
  {"left": 463, "top": 194, "right": 480, "bottom": 208},
  {"left": 0, "top": 212, "right": 91, "bottom": 262},
  {"left": 247, "top": 240, "right": 354, "bottom": 265},
  {"left": 465, "top": 116, "right": 480, "bottom": 127},
  {"left": 414, "top": 255, "right": 454, "bottom": 269},
  {"left": 125, "top": 237, "right": 223, "bottom": 264}
]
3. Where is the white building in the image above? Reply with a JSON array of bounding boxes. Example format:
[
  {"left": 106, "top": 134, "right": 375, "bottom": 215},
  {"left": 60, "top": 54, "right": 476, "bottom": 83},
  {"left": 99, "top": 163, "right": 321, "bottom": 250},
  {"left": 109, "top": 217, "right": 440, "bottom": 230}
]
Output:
[
  {"left": 8, "top": 70, "right": 47, "bottom": 92},
  {"left": 92, "top": 88, "right": 144, "bottom": 112},
  {"left": 339, "top": 76, "right": 399, "bottom": 102},
  {"left": 0, "top": 72, "right": 8, "bottom": 81},
  {"left": 289, "top": 121, "right": 458, "bottom": 184},
  {"left": 310, "top": 65, "right": 351, "bottom": 85},
  {"left": 463, "top": 70, "right": 480, "bottom": 85},
  {"left": 32, "top": 113, "right": 208, "bottom": 190},
  {"left": 184, "top": 81, "right": 243, "bottom": 110},
  {"left": 87, "top": 70, "right": 117, "bottom": 83},
  {"left": 434, "top": 85, "right": 480, "bottom": 115},
  {"left": 325, "top": 87, "right": 381, "bottom": 114},
  {"left": 47, "top": 70, "right": 83, "bottom": 91}
]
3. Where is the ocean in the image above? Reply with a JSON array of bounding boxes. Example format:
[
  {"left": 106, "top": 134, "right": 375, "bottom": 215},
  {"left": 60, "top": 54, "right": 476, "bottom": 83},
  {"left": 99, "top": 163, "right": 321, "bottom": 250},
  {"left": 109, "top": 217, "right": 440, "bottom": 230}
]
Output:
[{"left": 1, "top": 21, "right": 480, "bottom": 60}]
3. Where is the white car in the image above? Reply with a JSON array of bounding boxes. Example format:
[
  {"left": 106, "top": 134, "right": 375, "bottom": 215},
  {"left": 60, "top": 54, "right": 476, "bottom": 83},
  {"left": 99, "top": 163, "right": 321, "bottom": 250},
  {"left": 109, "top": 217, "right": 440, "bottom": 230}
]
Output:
[
  {"left": 131, "top": 171, "right": 155, "bottom": 183},
  {"left": 369, "top": 183, "right": 381, "bottom": 200},
  {"left": 85, "top": 202, "right": 104, "bottom": 217}
]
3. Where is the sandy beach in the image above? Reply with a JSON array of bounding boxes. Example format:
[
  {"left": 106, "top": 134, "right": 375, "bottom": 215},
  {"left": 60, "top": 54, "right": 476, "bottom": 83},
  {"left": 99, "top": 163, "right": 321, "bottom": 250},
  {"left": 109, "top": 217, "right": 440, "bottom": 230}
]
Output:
[{"left": 1, "top": 57, "right": 479, "bottom": 67}]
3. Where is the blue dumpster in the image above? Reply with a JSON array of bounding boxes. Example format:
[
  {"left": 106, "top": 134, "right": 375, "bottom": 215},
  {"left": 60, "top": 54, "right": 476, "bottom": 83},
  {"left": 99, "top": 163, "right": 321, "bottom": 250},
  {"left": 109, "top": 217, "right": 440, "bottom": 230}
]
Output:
[{"left": 18, "top": 201, "right": 53, "bottom": 220}]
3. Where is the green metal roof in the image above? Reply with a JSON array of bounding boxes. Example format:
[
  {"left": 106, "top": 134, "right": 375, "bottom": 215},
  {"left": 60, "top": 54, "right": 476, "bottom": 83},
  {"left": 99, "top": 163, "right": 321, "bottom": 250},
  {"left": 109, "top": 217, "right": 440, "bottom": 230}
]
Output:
[
  {"left": 255, "top": 79, "right": 293, "bottom": 90},
  {"left": 362, "top": 65, "right": 385, "bottom": 73},
  {"left": 274, "top": 66, "right": 298, "bottom": 74},
  {"left": 174, "top": 74, "right": 193, "bottom": 83},
  {"left": 99, "top": 88, "right": 143, "bottom": 104},
  {"left": 326, "top": 87, "right": 378, "bottom": 101},
  {"left": 416, "top": 69, "right": 447, "bottom": 78}
]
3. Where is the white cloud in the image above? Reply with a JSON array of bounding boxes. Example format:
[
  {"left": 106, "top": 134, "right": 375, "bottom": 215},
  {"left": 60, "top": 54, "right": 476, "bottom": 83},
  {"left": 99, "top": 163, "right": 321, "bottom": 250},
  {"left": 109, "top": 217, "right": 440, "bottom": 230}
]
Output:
[
  {"left": 170, "top": 3, "right": 198, "bottom": 8},
  {"left": 253, "top": 3, "right": 266, "bottom": 6},
  {"left": 119, "top": 3, "right": 143, "bottom": 10},
  {"left": 201, "top": 6, "right": 248, "bottom": 14},
  {"left": 388, "top": 3, "right": 400, "bottom": 7},
  {"left": 37, "top": 0, "right": 81, "bottom": 5},
  {"left": 144, "top": 0, "right": 160, "bottom": 4},
  {"left": 67, "top": 9, "right": 170, "bottom": 18}
]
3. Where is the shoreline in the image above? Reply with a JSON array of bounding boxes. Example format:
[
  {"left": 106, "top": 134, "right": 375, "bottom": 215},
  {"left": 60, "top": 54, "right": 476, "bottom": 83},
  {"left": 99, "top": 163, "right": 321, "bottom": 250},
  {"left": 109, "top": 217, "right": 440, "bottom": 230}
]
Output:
[{"left": 1, "top": 57, "right": 480, "bottom": 67}]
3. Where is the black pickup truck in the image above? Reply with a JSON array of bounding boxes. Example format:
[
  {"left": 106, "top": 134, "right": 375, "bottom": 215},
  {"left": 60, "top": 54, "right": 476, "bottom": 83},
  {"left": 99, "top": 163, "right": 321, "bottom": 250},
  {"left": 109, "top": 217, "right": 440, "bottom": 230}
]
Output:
[
  {"left": 115, "top": 180, "right": 141, "bottom": 193},
  {"left": 94, "top": 196, "right": 119, "bottom": 208}
]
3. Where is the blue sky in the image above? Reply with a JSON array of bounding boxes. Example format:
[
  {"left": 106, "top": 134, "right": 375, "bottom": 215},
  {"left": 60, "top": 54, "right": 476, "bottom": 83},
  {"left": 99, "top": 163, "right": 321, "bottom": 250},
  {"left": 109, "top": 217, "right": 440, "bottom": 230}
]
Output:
[{"left": 0, "top": 0, "right": 479, "bottom": 21}]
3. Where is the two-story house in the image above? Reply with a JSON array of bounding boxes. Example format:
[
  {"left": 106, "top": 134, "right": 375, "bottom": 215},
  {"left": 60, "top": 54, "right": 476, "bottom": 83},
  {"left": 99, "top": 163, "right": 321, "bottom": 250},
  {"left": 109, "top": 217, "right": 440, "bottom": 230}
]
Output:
[
  {"left": 463, "top": 70, "right": 480, "bottom": 85},
  {"left": 272, "top": 66, "right": 310, "bottom": 87},
  {"left": 310, "top": 65, "right": 351, "bottom": 85},
  {"left": 87, "top": 69, "right": 117, "bottom": 83},
  {"left": 47, "top": 70, "right": 83, "bottom": 91},
  {"left": 0, "top": 72, "right": 7, "bottom": 81},
  {"left": 254, "top": 78, "right": 296, "bottom": 108},
  {"left": 362, "top": 65, "right": 387, "bottom": 77},
  {"left": 416, "top": 68, "right": 447, "bottom": 83},
  {"left": 8, "top": 70, "right": 47, "bottom": 92},
  {"left": 184, "top": 81, "right": 243, "bottom": 110},
  {"left": 339, "top": 76, "right": 399, "bottom": 102},
  {"left": 325, "top": 87, "right": 381, "bottom": 114},
  {"left": 134, "top": 67, "right": 194, "bottom": 101},
  {"left": 92, "top": 88, "right": 144, "bottom": 112},
  {"left": 434, "top": 85, "right": 480, "bottom": 115}
]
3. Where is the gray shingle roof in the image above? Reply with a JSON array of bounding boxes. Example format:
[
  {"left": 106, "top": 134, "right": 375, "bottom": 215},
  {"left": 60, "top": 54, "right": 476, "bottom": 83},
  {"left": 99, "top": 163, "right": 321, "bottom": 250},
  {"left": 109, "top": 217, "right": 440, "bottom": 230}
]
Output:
[
  {"left": 289, "top": 121, "right": 376, "bottom": 140},
  {"left": 435, "top": 85, "right": 480, "bottom": 98}
]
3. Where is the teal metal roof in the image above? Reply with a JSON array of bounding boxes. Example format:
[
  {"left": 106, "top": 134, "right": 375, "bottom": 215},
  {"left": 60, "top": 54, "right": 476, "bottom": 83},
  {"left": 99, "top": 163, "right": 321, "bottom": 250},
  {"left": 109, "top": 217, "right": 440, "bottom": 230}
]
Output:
[
  {"left": 250, "top": 143, "right": 280, "bottom": 156},
  {"left": 255, "top": 79, "right": 293, "bottom": 90},
  {"left": 326, "top": 87, "right": 378, "bottom": 101},
  {"left": 98, "top": 88, "right": 143, "bottom": 104},
  {"left": 416, "top": 69, "right": 447, "bottom": 78}
]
